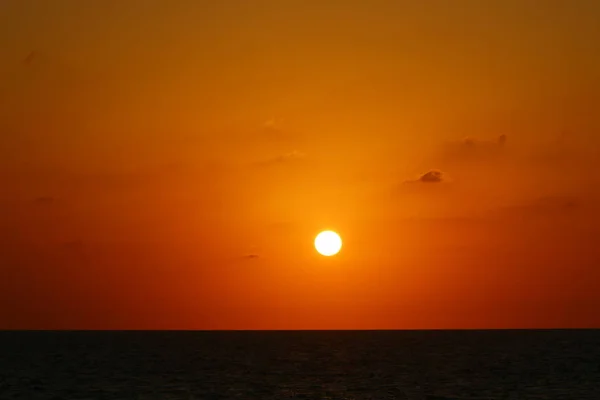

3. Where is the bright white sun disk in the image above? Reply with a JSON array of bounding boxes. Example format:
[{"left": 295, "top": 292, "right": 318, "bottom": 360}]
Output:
[{"left": 314, "top": 230, "right": 342, "bottom": 256}]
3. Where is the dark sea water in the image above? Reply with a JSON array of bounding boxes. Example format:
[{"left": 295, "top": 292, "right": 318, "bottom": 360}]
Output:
[{"left": 1, "top": 330, "right": 599, "bottom": 400}]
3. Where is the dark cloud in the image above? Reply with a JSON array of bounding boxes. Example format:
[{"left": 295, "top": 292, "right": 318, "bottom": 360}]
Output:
[
  {"left": 419, "top": 170, "right": 444, "bottom": 183},
  {"left": 243, "top": 254, "right": 260, "bottom": 259},
  {"left": 404, "top": 170, "right": 446, "bottom": 184}
]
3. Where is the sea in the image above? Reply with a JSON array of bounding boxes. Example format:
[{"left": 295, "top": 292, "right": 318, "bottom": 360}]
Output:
[{"left": 0, "top": 330, "right": 599, "bottom": 399}]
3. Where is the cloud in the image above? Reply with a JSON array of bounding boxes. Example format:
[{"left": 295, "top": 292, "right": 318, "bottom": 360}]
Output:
[
  {"left": 464, "top": 134, "right": 507, "bottom": 147},
  {"left": 256, "top": 150, "right": 306, "bottom": 166},
  {"left": 436, "top": 134, "right": 508, "bottom": 165},
  {"left": 260, "top": 118, "right": 295, "bottom": 141},
  {"left": 460, "top": 134, "right": 507, "bottom": 149},
  {"left": 404, "top": 169, "right": 447, "bottom": 184},
  {"left": 419, "top": 169, "right": 444, "bottom": 183},
  {"left": 243, "top": 254, "right": 260, "bottom": 259},
  {"left": 496, "top": 195, "right": 581, "bottom": 217}
]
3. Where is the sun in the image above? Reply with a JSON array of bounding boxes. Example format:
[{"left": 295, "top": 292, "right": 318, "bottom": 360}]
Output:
[{"left": 314, "top": 230, "right": 342, "bottom": 256}]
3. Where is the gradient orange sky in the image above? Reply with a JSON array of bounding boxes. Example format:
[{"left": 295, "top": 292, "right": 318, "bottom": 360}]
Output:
[{"left": 1, "top": 0, "right": 600, "bottom": 329}]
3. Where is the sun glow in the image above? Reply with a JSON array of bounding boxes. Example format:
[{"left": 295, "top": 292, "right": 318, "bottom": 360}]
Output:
[{"left": 314, "top": 230, "right": 342, "bottom": 256}]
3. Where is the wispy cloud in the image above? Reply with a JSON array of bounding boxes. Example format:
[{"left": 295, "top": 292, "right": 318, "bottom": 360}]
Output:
[
  {"left": 242, "top": 254, "right": 260, "bottom": 259},
  {"left": 255, "top": 150, "right": 306, "bottom": 167},
  {"left": 435, "top": 134, "right": 508, "bottom": 165},
  {"left": 260, "top": 118, "right": 296, "bottom": 141},
  {"left": 495, "top": 195, "right": 581, "bottom": 218}
]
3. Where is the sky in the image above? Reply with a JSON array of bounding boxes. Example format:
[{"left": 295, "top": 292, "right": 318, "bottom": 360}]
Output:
[{"left": 1, "top": 0, "right": 600, "bottom": 329}]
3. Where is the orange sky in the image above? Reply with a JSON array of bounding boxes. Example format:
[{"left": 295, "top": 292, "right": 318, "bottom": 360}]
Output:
[{"left": 1, "top": 0, "right": 600, "bottom": 329}]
